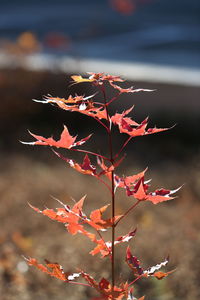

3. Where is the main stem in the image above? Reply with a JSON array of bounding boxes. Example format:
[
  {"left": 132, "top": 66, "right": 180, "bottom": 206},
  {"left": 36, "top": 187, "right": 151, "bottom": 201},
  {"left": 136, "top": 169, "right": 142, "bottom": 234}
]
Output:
[
  {"left": 110, "top": 169, "right": 115, "bottom": 291},
  {"left": 101, "top": 86, "right": 115, "bottom": 291}
]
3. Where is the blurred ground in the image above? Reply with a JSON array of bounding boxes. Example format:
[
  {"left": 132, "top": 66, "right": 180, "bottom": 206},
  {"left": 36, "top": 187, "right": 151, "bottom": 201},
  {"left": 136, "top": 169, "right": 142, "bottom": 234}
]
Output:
[{"left": 0, "top": 69, "right": 200, "bottom": 300}]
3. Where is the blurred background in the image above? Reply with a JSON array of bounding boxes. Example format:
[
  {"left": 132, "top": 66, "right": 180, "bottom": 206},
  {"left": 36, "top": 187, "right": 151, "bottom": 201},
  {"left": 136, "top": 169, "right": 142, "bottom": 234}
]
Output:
[{"left": 0, "top": 1, "right": 200, "bottom": 299}]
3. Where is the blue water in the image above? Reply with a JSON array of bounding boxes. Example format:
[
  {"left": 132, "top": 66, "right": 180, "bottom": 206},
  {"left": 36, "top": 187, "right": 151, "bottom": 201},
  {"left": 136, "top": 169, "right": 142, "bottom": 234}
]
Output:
[{"left": 0, "top": 0, "right": 200, "bottom": 68}]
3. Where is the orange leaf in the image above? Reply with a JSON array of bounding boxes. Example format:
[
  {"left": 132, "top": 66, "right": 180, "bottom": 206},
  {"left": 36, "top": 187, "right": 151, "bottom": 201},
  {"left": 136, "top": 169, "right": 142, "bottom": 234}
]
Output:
[
  {"left": 29, "top": 197, "right": 85, "bottom": 235},
  {"left": 131, "top": 179, "right": 147, "bottom": 201},
  {"left": 97, "top": 157, "right": 114, "bottom": 180},
  {"left": 90, "top": 229, "right": 136, "bottom": 258},
  {"left": 153, "top": 270, "right": 175, "bottom": 280},
  {"left": 81, "top": 271, "right": 128, "bottom": 300},
  {"left": 54, "top": 152, "right": 97, "bottom": 177},
  {"left": 126, "top": 176, "right": 181, "bottom": 204},
  {"left": 54, "top": 98, "right": 107, "bottom": 120},
  {"left": 89, "top": 239, "right": 110, "bottom": 257},
  {"left": 111, "top": 106, "right": 139, "bottom": 127},
  {"left": 29, "top": 197, "right": 105, "bottom": 244},
  {"left": 71, "top": 75, "right": 95, "bottom": 83},
  {"left": 110, "top": 81, "right": 153, "bottom": 94},
  {"left": 118, "top": 168, "right": 148, "bottom": 189},
  {"left": 89, "top": 205, "right": 109, "bottom": 224},
  {"left": 35, "top": 93, "right": 108, "bottom": 121},
  {"left": 88, "top": 205, "right": 119, "bottom": 230},
  {"left": 24, "top": 257, "right": 80, "bottom": 282},
  {"left": 22, "top": 125, "right": 91, "bottom": 149},
  {"left": 72, "top": 73, "right": 124, "bottom": 87},
  {"left": 111, "top": 107, "right": 170, "bottom": 138}
]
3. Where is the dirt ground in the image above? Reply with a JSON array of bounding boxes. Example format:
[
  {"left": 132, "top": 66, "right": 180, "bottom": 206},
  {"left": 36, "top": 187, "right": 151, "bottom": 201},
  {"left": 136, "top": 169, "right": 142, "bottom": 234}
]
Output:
[{"left": 0, "top": 69, "right": 200, "bottom": 300}]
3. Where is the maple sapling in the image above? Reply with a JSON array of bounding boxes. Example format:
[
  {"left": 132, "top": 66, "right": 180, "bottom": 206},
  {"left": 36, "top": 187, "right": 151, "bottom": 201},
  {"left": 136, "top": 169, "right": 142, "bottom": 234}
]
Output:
[{"left": 23, "top": 72, "right": 179, "bottom": 300}]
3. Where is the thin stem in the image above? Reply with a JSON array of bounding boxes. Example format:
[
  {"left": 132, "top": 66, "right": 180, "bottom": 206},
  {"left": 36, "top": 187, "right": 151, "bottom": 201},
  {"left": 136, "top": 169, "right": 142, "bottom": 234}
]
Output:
[
  {"left": 68, "top": 281, "right": 91, "bottom": 287},
  {"left": 101, "top": 85, "right": 116, "bottom": 293},
  {"left": 106, "top": 93, "right": 121, "bottom": 106},
  {"left": 110, "top": 170, "right": 115, "bottom": 291},
  {"left": 128, "top": 274, "right": 145, "bottom": 287},
  {"left": 93, "top": 101, "right": 105, "bottom": 106},
  {"left": 94, "top": 116, "right": 109, "bottom": 132},
  {"left": 71, "top": 148, "right": 109, "bottom": 161},
  {"left": 114, "top": 200, "right": 140, "bottom": 227},
  {"left": 97, "top": 176, "right": 112, "bottom": 194},
  {"left": 114, "top": 136, "right": 132, "bottom": 160}
]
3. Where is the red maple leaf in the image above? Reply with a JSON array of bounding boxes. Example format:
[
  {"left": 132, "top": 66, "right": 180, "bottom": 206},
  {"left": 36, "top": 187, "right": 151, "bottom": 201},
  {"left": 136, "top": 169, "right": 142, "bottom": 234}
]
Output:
[
  {"left": 111, "top": 107, "right": 170, "bottom": 138},
  {"left": 43, "top": 95, "right": 107, "bottom": 120},
  {"left": 71, "top": 73, "right": 124, "bottom": 87},
  {"left": 115, "top": 228, "right": 137, "bottom": 244},
  {"left": 29, "top": 196, "right": 86, "bottom": 235},
  {"left": 100, "top": 74, "right": 124, "bottom": 83},
  {"left": 87, "top": 204, "right": 121, "bottom": 231},
  {"left": 110, "top": 81, "right": 154, "bottom": 94},
  {"left": 53, "top": 152, "right": 97, "bottom": 177},
  {"left": 29, "top": 196, "right": 122, "bottom": 253},
  {"left": 117, "top": 168, "right": 148, "bottom": 189},
  {"left": 126, "top": 176, "right": 181, "bottom": 204},
  {"left": 126, "top": 247, "right": 174, "bottom": 281},
  {"left": 89, "top": 238, "right": 110, "bottom": 257},
  {"left": 111, "top": 106, "right": 139, "bottom": 127},
  {"left": 90, "top": 229, "right": 136, "bottom": 257},
  {"left": 126, "top": 246, "right": 144, "bottom": 276},
  {"left": 97, "top": 156, "right": 125, "bottom": 186},
  {"left": 143, "top": 256, "right": 175, "bottom": 280},
  {"left": 97, "top": 157, "right": 115, "bottom": 181},
  {"left": 81, "top": 271, "right": 128, "bottom": 300},
  {"left": 97, "top": 156, "right": 147, "bottom": 192},
  {"left": 152, "top": 270, "right": 175, "bottom": 280},
  {"left": 34, "top": 94, "right": 93, "bottom": 105},
  {"left": 36, "top": 93, "right": 108, "bottom": 119},
  {"left": 22, "top": 125, "right": 92, "bottom": 149},
  {"left": 24, "top": 257, "right": 80, "bottom": 282}
]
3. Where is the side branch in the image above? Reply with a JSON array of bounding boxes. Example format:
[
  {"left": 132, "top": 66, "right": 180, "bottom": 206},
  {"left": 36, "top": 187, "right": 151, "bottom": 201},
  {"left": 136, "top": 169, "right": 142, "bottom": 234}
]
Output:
[
  {"left": 68, "top": 281, "right": 91, "bottom": 287},
  {"left": 106, "top": 94, "right": 121, "bottom": 106},
  {"left": 94, "top": 116, "right": 110, "bottom": 132},
  {"left": 128, "top": 274, "right": 145, "bottom": 287},
  {"left": 71, "top": 148, "right": 109, "bottom": 161},
  {"left": 97, "top": 177, "right": 113, "bottom": 194},
  {"left": 114, "top": 136, "right": 132, "bottom": 160},
  {"left": 115, "top": 200, "right": 140, "bottom": 227}
]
